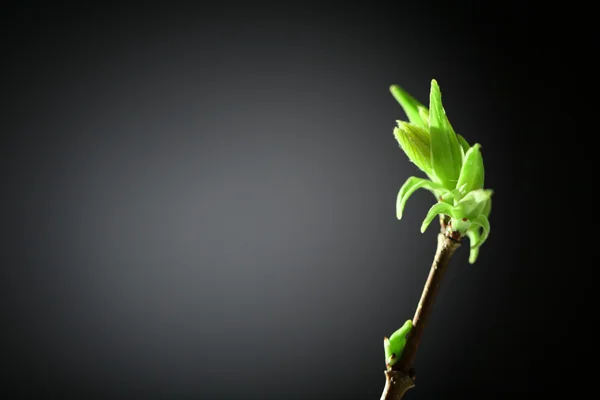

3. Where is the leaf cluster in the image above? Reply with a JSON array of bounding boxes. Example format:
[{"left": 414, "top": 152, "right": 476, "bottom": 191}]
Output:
[{"left": 391, "top": 80, "right": 493, "bottom": 263}]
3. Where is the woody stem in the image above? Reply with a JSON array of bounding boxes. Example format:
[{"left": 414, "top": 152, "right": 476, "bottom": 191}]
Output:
[{"left": 380, "top": 231, "right": 461, "bottom": 399}]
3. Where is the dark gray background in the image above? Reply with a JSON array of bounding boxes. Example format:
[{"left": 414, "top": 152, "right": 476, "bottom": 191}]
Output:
[{"left": 2, "top": 2, "right": 569, "bottom": 399}]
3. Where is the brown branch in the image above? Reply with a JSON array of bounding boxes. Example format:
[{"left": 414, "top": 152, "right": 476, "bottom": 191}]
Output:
[
  {"left": 380, "top": 231, "right": 461, "bottom": 399},
  {"left": 379, "top": 370, "right": 415, "bottom": 400}
]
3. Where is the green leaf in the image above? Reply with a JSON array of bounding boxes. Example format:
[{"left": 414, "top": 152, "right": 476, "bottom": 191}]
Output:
[
  {"left": 448, "top": 216, "right": 471, "bottom": 235},
  {"left": 428, "top": 79, "right": 463, "bottom": 189},
  {"left": 439, "top": 190, "right": 455, "bottom": 205},
  {"left": 466, "top": 199, "right": 491, "bottom": 263},
  {"left": 420, "top": 202, "right": 453, "bottom": 233},
  {"left": 390, "top": 85, "right": 427, "bottom": 129},
  {"left": 456, "top": 143, "right": 485, "bottom": 196},
  {"left": 465, "top": 228, "right": 481, "bottom": 264},
  {"left": 482, "top": 196, "right": 492, "bottom": 218},
  {"left": 394, "top": 121, "right": 433, "bottom": 177},
  {"left": 457, "top": 134, "right": 470, "bottom": 154},
  {"left": 418, "top": 106, "right": 429, "bottom": 126},
  {"left": 451, "top": 189, "right": 493, "bottom": 220},
  {"left": 396, "top": 177, "right": 445, "bottom": 220},
  {"left": 470, "top": 214, "right": 490, "bottom": 249}
]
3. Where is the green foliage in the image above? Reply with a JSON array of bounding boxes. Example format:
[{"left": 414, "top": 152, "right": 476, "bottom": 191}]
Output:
[{"left": 390, "top": 79, "right": 493, "bottom": 264}]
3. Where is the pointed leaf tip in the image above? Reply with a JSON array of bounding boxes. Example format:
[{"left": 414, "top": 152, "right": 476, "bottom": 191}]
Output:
[
  {"left": 420, "top": 202, "right": 453, "bottom": 233},
  {"left": 457, "top": 134, "right": 470, "bottom": 154},
  {"left": 389, "top": 84, "right": 427, "bottom": 128},
  {"left": 396, "top": 177, "right": 445, "bottom": 220}
]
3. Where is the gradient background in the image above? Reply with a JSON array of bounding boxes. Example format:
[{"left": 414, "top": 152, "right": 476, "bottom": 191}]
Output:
[{"left": 2, "top": 2, "right": 559, "bottom": 399}]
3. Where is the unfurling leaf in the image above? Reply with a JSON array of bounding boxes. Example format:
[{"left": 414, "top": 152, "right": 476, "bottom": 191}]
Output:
[
  {"left": 428, "top": 79, "right": 463, "bottom": 189},
  {"left": 394, "top": 121, "right": 433, "bottom": 177},
  {"left": 418, "top": 106, "right": 429, "bottom": 126},
  {"left": 457, "top": 133, "right": 470, "bottom": 154},
  {"left": 482, "top": 196, "right": 492, "bottom": 218},
  {"left": 456, "top": 143, "right": 484, "bottom": 196},
  {"left": 390, "top": 85, "right": 428, "bottom": 129},
  {"left": 420, "top": 202, "right": 453, "bottom": 233},
  {"left": 466, "top": 228, "right": 481, "bottom": 264},
  {"left": 451, "top": 189, "right": 493, "bottom": 220},
  {"left": 396, "top": 177, "right": 445, "bottom": 220},
  {"left": 470, "top": 214, "right": 490, "bottom": 249}
]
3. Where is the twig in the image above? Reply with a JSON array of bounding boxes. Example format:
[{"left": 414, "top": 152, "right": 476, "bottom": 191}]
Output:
[
  {"left": 380, "top": 232, "right": 461, "bottom": 399},
  {"left": 379, "top": 370, "right": 415, "bottom": 400}
]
